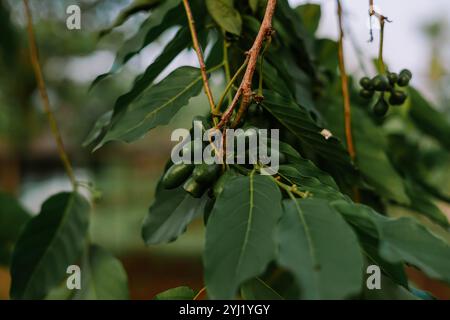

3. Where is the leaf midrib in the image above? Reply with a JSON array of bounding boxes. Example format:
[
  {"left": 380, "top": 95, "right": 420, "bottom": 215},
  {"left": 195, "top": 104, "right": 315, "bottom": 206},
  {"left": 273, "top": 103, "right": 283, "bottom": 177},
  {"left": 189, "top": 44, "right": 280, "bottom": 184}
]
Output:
[
  {"left": 114, "top": 72, "right": 202, "bottom": 137},
  {"left": 22, "top": 193, "right": 76, "bottom": 298},
  {"left": 236, "top": 173, "right": 255, "bottom": 274},
  {"left": 290, "top": 198, "right": 321, "bottom": 297}
]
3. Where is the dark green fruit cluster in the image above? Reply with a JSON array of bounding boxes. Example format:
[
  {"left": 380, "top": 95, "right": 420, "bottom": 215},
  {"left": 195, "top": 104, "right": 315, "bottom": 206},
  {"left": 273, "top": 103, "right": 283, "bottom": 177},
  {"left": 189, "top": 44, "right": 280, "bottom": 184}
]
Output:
[
  {"left": 161, "top": 162, "right": 222, "bottom": 198},
  {"left": 161, "top": 117, "right": 222, "bottom": 199},
  {"left": 359, "top": 69, "right": 412, "bottom": 117}
]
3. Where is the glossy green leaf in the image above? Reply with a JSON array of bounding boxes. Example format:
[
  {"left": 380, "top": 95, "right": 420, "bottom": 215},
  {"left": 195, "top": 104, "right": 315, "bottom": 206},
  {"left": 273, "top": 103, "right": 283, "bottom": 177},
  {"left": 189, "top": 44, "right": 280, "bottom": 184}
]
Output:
[
  {"left": 277, "top": 198, "right": 363, "bottom": 299},
  {"left": 295, "top": 4, "right": 321, "bottom": 34},
  {"left": 91, "top": 0, "right": 182, "bottom": 86},
  {"left": 98, "top": 0, "right": 163, "bottom": 38},
  {"left": 315, "top": 38, "right": 339, "bottom": 72},
  {"left": 72, "top": 245, "right": 129, "bottom": 300},
  {"left": 154, "top": 286, "right": 195, "bottom": 300},
  {"left": 353, "top": 109, "right": 409, "bottom": 204},
  {"left": 99, "top": 66, "right": 203, "bottom": 147},
  {"left": 0, "top": 193, "right": 31, "bottom": 266},
  {"left": 261, "top": 90, "right": 354, "bottom": 171},
  {"left": 142, "top": 182, "right": 207, "bottom": 245},
  {"left": 241, "top": 278, "right": 284, "bottom": 300},
  {"left": 82, "top": 111, "right": 112, "bottom": 147},
  {"left": 206, "top": 0, "right": 242, "bottom": 35},
  {"left": 10, "top": 192, "right": 90, "bottom": 300},
  {"left": 275, "top": 0, "right": 314, "bottom": 70},
  {"left": 321, "top": 102, "right": 409, "bottom": 204},
  {"left": 278, "top": 165, "right": 346, "bottom": 202},
  {"left": 204, "top": 174, "right": 282, "bottom": 299},
  {"left": 0, "top": 244, "right": 11, "bottom": 266},
  {"left": 107, "top": 27, "right": 193, "bottom": 123},
  {"left": 404, "top": 179, "right": 449, "bottom": 228},
  {"left": 0, "top": 193, "right": 31, "bottom": 243},
  {"left": 249, "top": 0, "right": 259, "bottom": 13},
  {"left": 409, "top": 88, "right": 450, "bottom": 150},
  {"left": 333, "top": 201, "right": 450, "bottom": 284},
  {"left": 279, "top": 142, "right": 339, "bottom": 190},
  {"left": 362, "top": 273, "right": 418, "bottom": 300}
]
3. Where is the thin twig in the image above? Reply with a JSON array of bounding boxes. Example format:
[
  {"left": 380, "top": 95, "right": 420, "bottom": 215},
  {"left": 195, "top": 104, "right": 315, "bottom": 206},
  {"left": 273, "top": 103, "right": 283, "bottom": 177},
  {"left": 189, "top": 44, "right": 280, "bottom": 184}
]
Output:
[
  {"left": 336, "top": 0, "right": 356, "bottom": 161},
  {"left": 216, "top": 57, "right": 249, "bottom": 114},
  {"left": 217, "top": 0, "right": 277, "bottom": 129},
  {"left": 193, "top": 287, "right": 207, "bottom": 300},
  {"left": 23, "top": 0, "right": 77, "bottom": 189},
  {"left": 182, "top": 0, "right": 217, "bottom": 123},
  {"left": 222, "top": 39, "right": 233, "bottom": 109},
  {"left": 368, "top": 0, "right": 391, "bottom": 42},
  {"left": 378, "top": 16, "right": 386, "bottom": 74}
]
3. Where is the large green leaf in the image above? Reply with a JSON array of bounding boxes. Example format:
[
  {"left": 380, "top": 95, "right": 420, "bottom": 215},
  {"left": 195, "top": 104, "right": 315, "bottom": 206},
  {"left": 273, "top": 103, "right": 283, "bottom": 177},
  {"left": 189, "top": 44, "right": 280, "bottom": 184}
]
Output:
[
  {"left": 46, "top": 245, "right": 129, "bottom": 300},
  {"left": 249, "top": 0, "right": 259, "bottom": 13},
  {"left": 108, "top": 27, "right": 193, "bottom": 121},
  {"left": 82, "top": 110, "right": 112, "bottom": 147},
  {"left": 240, "top": 278, "right": 284, "bottom": 300},
  {"left": 333, "top": 201, "right": 450, "bottom": 284},
  {"left": 98, "top": 0, "right": 163, "bottom": 38},
  {"left": 278, "top": 165, "right": 346, "bottom": 202},
  {"left": 206, "top": 0, "right": 242, "bottom": 35},
  {"left": 204, "top": 174, "right": 282, "bottom": 299},
  {"left": 279, "top": 142, "right": 339, "bottom": 190},
  {"left": 277, "top": 198, "right": 363, "bottom": 299},
  {"left": 72, "top": 245, "right": 129, "bottom": 300},
  {"left": 142, "top": 182, "right": 207, "bottom": 245},
  {"left": 261, "top": 90, "right": 354, "bottom": 171},
  {"left": 295, "top": 4, "right": 321, "bottom": 35},
  {"left": 0, "top": 193, "right": 31, "bottom": 244},
  {"left": 404, "top": 179, "right": 449, "bottom": 228},
  {"left": 362, "top": 273, "right": 418, "bottom": 300},
  {"left": 321, "top": 101, "right": 409, "bottom": 204},
  {"left": 275, "top": 0, "right": 314, "bottom": 72},
  {"left": 352, "top": 109, "right": 409, "bottom": 204},
  {"left": 10, "top": 192, "right": 90, "bottom": 299},
  {"left": 0, "top": 193, "right": 31, "bottom": 266},
  {"left": 154, "top": 286, "right": 196, "bottom": 300},
  {"left": 99, "top": 66, "right": 203, "bottom": 147},
  {"left": 409, "top": 88, "right": 450, "bottom": 150},
  {"left": 89, "top": 28, "right": 194, "bottom": 149},
  {"left": 92, "top": 0, "right": 183, "bottom": 86}
]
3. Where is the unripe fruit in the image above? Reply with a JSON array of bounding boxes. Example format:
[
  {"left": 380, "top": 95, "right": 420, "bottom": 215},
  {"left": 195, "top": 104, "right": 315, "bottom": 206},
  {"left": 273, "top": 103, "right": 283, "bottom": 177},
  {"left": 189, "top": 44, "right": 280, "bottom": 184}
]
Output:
[
  {"left": 359, "top": 77, "right": 373, "bottom": 90},
  {"left": 372, "top": 75, "right": 389, "bottom": 91},
  {"left": 389, "top": 90, "right": 407, "bottom": 106},
  {"left": 360, "top": 89, "right": 374, "bottom": 99},
  {"left": 373, "top": 96, "right": 389, "bottom": 117},
  {"left": 400, "top": 69, "right": 412, "bottom": 79},
  {"left": 387, "top": 72, "right": 398, "bottom": 86},
  {"left": 192, "top": 164, "right": 221, "bottom": 185},
  {"left": 397, "top": 74, "right": 410, "bottom": 87},
  {"left": 161, "top": 163, "right": 194, "bottom": 189},
  {"left": 183, "top": 177, "right": 207, "bottom": 198}
]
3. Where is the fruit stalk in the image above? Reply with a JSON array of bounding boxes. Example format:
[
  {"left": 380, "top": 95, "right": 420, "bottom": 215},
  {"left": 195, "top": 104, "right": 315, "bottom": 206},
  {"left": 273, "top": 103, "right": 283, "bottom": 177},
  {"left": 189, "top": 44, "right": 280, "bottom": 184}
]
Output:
[{"left": 378, "top": 17, "right": 386, "bottom": 74}]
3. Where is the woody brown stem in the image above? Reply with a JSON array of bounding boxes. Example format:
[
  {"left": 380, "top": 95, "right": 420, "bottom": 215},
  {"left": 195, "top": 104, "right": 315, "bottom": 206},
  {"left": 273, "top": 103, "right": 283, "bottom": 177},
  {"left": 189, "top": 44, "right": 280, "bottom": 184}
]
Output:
[
  {"left": 337, "top": 0, "right": 356, "bottom": 161},
  {"left": 182, "top": 0, "right": 217, "bottom": 123},
  {"left": 217, "top": 0, "right": 277, "bottom": 128},
  {"left": 23, "top": 0, "right": 77, "bottom": 189}
]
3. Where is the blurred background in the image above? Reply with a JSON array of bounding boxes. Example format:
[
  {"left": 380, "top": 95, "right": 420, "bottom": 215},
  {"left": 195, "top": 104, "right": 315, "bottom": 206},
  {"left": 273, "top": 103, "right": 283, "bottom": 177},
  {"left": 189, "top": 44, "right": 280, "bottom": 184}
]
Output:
[{"left": 0, "top": 0, "right": 449, "bottom": 299}]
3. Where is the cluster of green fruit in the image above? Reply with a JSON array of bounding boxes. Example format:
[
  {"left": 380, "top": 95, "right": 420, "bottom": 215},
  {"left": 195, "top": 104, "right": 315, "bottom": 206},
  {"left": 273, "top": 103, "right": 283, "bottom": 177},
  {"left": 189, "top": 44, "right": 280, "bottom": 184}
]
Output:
[
  {"left": 161, "top": 160, "right": 224, "bottom": 198},
  {"left": 359, "top": 69, "right": 412, "bottom": 117}
]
